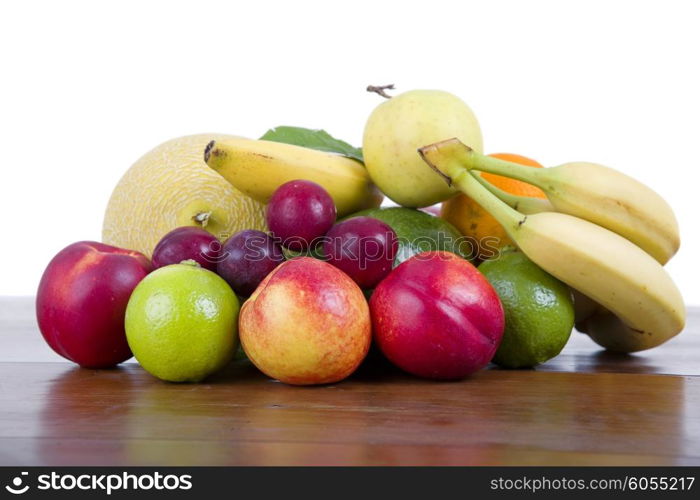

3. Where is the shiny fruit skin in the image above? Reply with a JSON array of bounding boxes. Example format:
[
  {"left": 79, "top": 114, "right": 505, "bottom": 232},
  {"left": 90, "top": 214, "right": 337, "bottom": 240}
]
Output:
[
  {"left": 478, "top": 250, "right": 574, "bottom": 368},
  {"left": 363, "top": 90, "right": 483, "bottom": 207},
  {"left": 152, "top": 226, "right": 221, "bottom": 272},
  {"left": 125, "top": 262, "right": 239, "bottom": 383},
  {"left": 349, "top": 207, "right": 473, "bottom": 266},
  {"left": 421, "top": 139, "right": 685, "bottom": 353},
  {"left": 36, "top": 241, "right": 152, "bottom": 367},
  {"left": 323, "top": 216, "right": 398, "bottom": 289},
  {"left": 266, "top": 180, "right": 336, "bottom": 251},
  {"left": 203, "top": 137, "right": 383, "bottom": 217},
  {"left": 239, "top": 257, "right": 371, "bottom": 385},
  {"left": 441, "top": 153, "right": 545, "bottom": 260},
  {"left": 370, "top": 251, "right": 504, "bottom": 379},
  {"left": 217, "top": 230, "right": 285, "bottom": 297},
  {"left": 103, "top": 134, "right": 266, "bottom": 257}
]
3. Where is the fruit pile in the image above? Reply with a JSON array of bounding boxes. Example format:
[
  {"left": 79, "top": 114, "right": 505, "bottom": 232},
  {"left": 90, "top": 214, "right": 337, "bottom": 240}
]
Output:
[{"left": 36, "top": 87, "right": 686, "bottom": 385}]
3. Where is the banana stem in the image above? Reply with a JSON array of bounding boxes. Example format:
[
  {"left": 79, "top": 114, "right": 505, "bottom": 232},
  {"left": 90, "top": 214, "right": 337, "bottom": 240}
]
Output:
[
  {"left": 459, "top": 148, "right": 549, "bottom": 189},
  {"left": 471, "top": 172, "right": 554, "bottom": 215},
  {"left": 452, "top": 170, "right": 524, "bottom": 236},
  {"left": 419, "top": 139, "right": 525, "bottom": 236}
]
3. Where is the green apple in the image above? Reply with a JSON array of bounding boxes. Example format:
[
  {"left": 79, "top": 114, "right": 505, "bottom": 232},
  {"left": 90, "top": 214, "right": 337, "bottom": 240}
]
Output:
[{"left": 363, "top": 89, "right": 483, "bottom": 208}]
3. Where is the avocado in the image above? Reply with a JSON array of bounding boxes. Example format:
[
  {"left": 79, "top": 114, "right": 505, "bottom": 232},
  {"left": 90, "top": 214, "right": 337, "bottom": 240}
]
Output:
[{"left": 349, "top": 207, "right": 474, "bottom": 266}]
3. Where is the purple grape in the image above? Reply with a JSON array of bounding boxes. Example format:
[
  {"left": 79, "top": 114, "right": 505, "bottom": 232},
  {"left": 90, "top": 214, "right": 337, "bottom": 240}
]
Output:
[
  {"left": 152, "top": 226, "right": 220, "bottom": 271},
  {"left": 217, "top": 230, "right": 285, "bottom": 296},
  {"left": 323, "top": 216, "right": 398, "bottom": 289},
  {"left": 266, "top": 180, "right": 336, "bottom": 251}
]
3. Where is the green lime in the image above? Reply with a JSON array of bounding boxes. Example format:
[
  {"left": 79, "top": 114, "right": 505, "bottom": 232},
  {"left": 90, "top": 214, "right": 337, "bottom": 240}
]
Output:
[
  {"left": 478, "top": 250, "right": 574, "bottom": 368},
  {"left": 349, "top": 207, "right": 473, "bottom": 266},
  {"left": 125, "top": 261, "right": 240, "bottom": 382}
]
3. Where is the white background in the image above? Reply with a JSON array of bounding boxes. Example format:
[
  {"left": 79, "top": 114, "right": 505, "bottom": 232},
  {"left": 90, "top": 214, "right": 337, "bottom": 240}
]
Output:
[{"left": 1, "top": 0, "right": 698, "bottom": 303}]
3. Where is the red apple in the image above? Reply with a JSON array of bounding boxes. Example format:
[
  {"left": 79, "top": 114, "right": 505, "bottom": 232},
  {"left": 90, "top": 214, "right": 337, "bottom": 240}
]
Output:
[
  {"left": 36, "top": 241, "right": 152, "bottom": 368},
  {"left": 370, "top": 251, "right": 504, "bottom": 379},
  {"left": 240, "top": 257, "right": 371, "bottom": 385}
]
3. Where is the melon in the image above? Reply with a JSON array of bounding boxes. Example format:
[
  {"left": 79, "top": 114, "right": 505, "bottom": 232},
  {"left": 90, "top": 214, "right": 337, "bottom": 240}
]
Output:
[{"left": 102, "top": 134, "right": 267, "bottom": 257}]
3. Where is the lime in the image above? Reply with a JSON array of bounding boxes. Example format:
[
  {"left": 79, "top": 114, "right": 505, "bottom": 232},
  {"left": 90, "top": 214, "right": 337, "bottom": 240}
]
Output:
[
  {"left": 478, "top": 250, "right": 574, "bottom": 368},
  {"left": 125, "top": 261, "right": 239, "bottom": 382}
]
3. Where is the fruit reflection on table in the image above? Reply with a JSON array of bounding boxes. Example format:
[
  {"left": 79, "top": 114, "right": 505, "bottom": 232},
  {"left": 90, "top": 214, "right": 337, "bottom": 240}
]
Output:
[{"left": 36, "top": 86, "right": 685, "bottom": 386}]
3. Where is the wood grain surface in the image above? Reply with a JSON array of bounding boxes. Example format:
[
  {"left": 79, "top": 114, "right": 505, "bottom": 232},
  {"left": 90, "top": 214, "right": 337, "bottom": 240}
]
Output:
[{"left": 1, "top": 297, "right": 698, "bottom": 466}]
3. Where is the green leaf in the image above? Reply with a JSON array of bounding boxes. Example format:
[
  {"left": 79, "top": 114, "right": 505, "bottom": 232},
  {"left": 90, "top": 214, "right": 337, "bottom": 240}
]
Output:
[{"left": 260, "top": 126, "right": 364, "bottom": 163}]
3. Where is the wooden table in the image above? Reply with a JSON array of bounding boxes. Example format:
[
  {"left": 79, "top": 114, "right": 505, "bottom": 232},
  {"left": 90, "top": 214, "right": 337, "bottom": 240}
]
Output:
[{"left": 1, "top": 297, "right": 698, "bottom": 466}]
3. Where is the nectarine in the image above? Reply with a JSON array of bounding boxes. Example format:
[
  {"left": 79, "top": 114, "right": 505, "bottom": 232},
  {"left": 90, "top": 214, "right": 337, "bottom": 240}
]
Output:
[
  {"left": 370, "top": 251, "right": 504, "bottom": 379},
  {"left": 240, "top": 257, "right": 371, "bottom": 385},
  {"left": 36, "top": 241, "right": 152, "bottom": 367}
]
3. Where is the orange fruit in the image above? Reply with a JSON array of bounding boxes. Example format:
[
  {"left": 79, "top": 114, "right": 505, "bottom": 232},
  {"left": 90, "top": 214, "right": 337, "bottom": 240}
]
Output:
[{"left": 440, "top": 153, "right": 546, "bottom": 260}]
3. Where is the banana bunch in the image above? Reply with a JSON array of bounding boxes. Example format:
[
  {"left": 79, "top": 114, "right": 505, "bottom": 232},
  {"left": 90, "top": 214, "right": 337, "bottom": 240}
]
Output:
[
  {"left": 419, "top": 139, "right": 685, "bottom": 353},
  {"left": 203, "top": 138, "right": 383, "bottom": 216},
  {"left": 462, "top": 151, "right": 680, "bottom": 264}
]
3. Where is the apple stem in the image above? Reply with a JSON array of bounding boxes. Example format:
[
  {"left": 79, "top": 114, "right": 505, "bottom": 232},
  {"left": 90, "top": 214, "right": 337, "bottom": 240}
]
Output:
[
  {"left": 193, "top": 211, "right": 211, "bottom": 228},
  {"left": 366, "top": 84, "right": 395, "bottom": 99}
]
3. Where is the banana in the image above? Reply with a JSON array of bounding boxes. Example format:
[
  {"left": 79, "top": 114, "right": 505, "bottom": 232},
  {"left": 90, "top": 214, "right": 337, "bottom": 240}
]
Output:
[
  {"left": 575, "top": 299, "right": 676, "bottom": 352},
  {"left": 420, "top": 139, "right": 685, "bottom": 352},
  {"left": 571, "top": 288, "right": 600, "bottom": 325},
  {"left": 474, "top": 157, "right": 681, "bottom": 350},
  {"left": 472, "top": 172, "right": 555, "bottom": 214},
  {"left": 434, "top": 141, "right": 680, "bottom": 264},
  {"left": 578, "top": 308, "right": 668, "bottom": 352},
  {"left": 204, "top": 138, "right": 382, "bottom": 216}
]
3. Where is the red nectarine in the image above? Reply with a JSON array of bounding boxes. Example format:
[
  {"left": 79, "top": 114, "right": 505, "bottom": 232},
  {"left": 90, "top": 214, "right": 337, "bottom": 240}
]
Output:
[
  {"left": 370, "top": 251, "right": 504, "bottom": 379},
  {"left": 240, "top": 257, "right": 371, "bottom": 385},
  {"left": 36, "top": 241, "right": 152, "bottom": 367}
]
